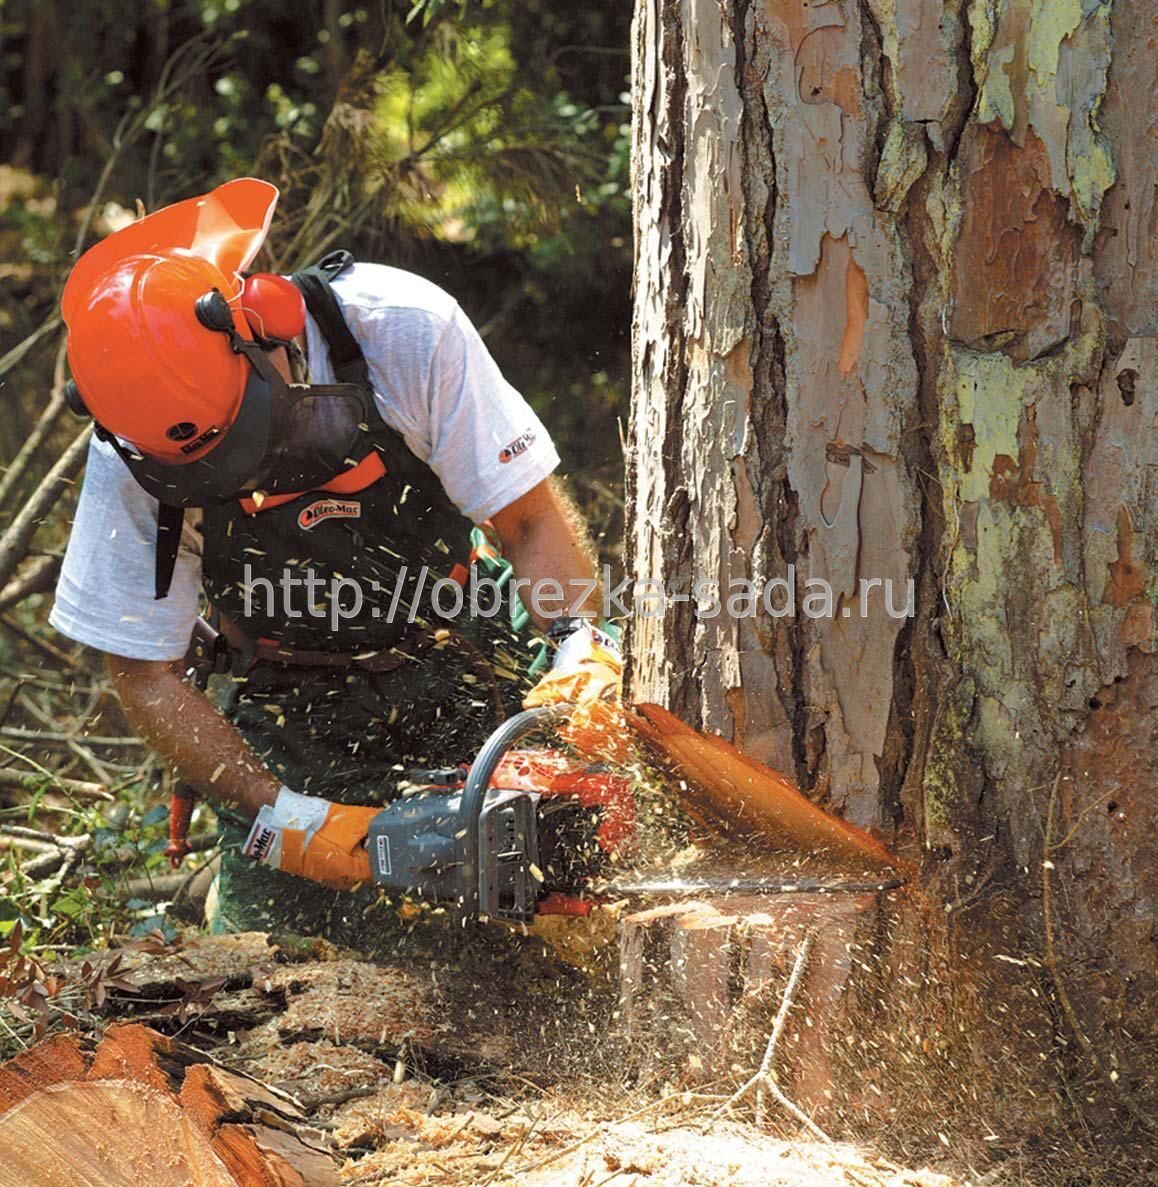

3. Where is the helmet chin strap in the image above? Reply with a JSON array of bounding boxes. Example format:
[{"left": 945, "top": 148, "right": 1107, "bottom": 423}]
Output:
[{"left": 196, "top": 286, "right": 289, "bottom": 383}]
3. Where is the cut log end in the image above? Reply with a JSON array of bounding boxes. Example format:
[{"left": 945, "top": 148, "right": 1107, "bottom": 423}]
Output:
[{"left": 0, "top": 1024, "right": 339, "bottom": 1187}]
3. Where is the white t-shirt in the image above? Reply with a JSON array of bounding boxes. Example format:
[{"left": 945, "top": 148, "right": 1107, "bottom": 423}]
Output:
[{"left": 49, "top": 263, "right": 559, "bottom": 661}]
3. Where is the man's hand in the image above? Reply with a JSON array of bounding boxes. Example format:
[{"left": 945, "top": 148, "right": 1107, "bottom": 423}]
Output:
[
  {"left": 523, "top": 620, "right": 622, "bottom": 710},
  {"left": 243, "top": 787, "right": 377, "bottom": 891},
  {"left": 524, "top": 622, "right": 629, "bottom": 762}
]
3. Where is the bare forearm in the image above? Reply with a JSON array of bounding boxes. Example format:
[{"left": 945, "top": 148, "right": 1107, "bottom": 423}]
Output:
[
  {"left": 106, "top": 655, "right": 280, "bottom": 819},
  {"left": 495, "top": 478, "right": 601, "bottom": 629}
]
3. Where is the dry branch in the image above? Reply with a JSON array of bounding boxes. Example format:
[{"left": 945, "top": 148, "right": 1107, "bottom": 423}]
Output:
[
  {"left": 0, "top": 424, "right": 91, "bottom": 592},
  {"left": 0, "top": 315, "right": 60, "bottom": 387},
  {"left": 708, "top": 928, "right": 830, "bottom": 1140},
  {"left": 1, "top": 728, "right": 143, "bottom": 748},
  {"left": 0, "top": 613, "right": 83, "bottom": 671},
  {"left": 0, "top": 554, "right": 62, "bottom": 612},
  {"left": 0, "top": 767, "right": 110, "bottom": 800},
  {"left": 0, "top": 341, "right": 69, "bottom": 515}
]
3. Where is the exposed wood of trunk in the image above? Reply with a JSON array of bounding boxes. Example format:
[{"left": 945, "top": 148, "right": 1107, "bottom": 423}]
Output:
[
  {"left": 628, "top": 0, "right": 1154, "bottom": 1114},
  {"left": 618, "top": 889, "right": 878, "bottom": 1103},
  {"left": 0, "top": 1023, "right": 339, "bottom": 1187},
  {"left": 629, "top": 702, "right": 898, "bottom": 871}
]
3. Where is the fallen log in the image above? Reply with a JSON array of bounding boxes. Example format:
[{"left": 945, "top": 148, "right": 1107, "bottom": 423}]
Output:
[{"left": 0, "top": 1022, "right": 339, "bottom": 1186}]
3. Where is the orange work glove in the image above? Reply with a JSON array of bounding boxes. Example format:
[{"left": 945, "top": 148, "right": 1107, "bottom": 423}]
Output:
[
  {"left": 243, "top": 787, "right": 377, "bottom": 891},
  {"left": 524, "top": 622, "right": 630, "bottom": 763}
]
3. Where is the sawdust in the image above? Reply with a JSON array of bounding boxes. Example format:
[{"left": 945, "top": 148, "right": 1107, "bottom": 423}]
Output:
[
  {"left": 57, "top": 924, "right": 1104, "bottom": 1184},
  {"left": 232, "top": 1034, "right": 392, "bottom": 1100},
  {"left": 331, "top": 1093, "right": 972, "bottom": 1187},
  {"left": 527, "top": 902, "right": 625, "bottom": 973},
  {"left": 327, "top": 1084, "right": 434, "bottom": 1145},
  {"left": 113, "top": 931, "right": 281, "bottom": 989},
  {"left": 256, "top": 958, "right": 438, "bottom": 1048}
]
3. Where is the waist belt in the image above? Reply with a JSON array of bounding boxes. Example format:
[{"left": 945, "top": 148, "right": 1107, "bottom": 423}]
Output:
[{"left": 216, "top": 612, "right": 427, "bottom": 674}]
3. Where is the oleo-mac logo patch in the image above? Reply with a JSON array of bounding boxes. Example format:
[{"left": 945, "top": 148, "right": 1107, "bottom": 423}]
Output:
[
  {"left": 499, "top": 429, "right": 536, "bottom": 464},
  {"left": 298, "top": 498, "right": 362, "bottom": 530}
]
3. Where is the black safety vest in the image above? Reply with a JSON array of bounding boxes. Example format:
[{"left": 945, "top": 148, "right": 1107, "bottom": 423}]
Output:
[{"left": 189, "top": 252, "right": 479, "bottom": 652}]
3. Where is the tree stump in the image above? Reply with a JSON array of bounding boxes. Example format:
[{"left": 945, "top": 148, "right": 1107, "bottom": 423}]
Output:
[
  {"left": 0, "top": 1023, "right": 339, "bottom": 1187},
  {"left": 618, "top": 890, "right": 879, "bottom": 1109}
]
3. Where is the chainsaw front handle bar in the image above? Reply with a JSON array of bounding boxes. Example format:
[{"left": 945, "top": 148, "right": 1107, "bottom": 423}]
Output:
[{"left": 458, "top": 704, "right": 566, "bottom": 923}]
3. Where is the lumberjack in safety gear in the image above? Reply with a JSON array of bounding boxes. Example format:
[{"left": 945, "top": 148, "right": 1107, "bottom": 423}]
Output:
[{"left": 53, "top": 178, "right": 598, "bottom": 930}]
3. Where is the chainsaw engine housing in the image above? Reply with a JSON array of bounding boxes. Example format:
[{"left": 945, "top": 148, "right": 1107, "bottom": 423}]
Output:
[{"left": 366, "top": 722, "right": 634, "bottom": 925}]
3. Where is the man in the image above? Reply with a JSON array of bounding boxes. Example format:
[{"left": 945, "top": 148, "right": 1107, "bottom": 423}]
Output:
[{"left": 50, "top": 178, "right": 619, "bottom": 943}]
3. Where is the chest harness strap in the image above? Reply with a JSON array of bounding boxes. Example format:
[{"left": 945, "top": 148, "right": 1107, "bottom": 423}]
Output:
[{"left": 152, "top": 251, "right": 369, "bottom": 601}]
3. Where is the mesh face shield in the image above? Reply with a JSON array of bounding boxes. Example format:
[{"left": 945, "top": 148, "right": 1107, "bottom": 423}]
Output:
[
  {"left": 256, "top": 381, "right": 375, "bottom": 496},
  {"left": 100, "top": 297, "right": 378, "bottom": 508}
]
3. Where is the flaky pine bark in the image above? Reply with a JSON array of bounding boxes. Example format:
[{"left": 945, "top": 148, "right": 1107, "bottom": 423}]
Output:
[{"left": 628, "top": 0, "right": 1153, "bottom": 1107}]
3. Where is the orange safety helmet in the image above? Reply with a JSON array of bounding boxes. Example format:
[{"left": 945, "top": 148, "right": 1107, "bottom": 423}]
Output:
[{"left": 62, "top": 179, "right": 311, "bottom": 497}]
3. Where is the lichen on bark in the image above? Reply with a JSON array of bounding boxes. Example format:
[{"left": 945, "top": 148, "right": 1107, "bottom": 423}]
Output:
[{"left": 629, "top": 0, "right": 1154, "bottom": 1117}]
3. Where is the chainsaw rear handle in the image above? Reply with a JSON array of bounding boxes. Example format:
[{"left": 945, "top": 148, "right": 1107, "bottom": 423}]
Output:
[
  {"left": 458, "top": 704, "right": 566, "bottom": 923},
  {"left": 166, "top": 784, "right": 195, "bottom": 869}
]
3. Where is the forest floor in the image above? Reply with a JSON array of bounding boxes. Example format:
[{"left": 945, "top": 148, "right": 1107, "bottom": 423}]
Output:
[
  {"left": 0, "top": 927, "right": 1024, "bottom": 1187},
  {"left": 322, "top": 1088, "right": 970, "bottom": 1187}
]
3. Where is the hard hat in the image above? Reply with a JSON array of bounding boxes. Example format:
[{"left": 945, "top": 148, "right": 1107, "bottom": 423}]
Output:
[{"left": 61, "top": 179, "right": 307, "bottom": 493}]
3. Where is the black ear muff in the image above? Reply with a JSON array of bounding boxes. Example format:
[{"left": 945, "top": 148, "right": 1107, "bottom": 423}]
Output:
[
  {"left": 64, "top": 380, "right": 89, "bottom": 418},
  {"left": 194, "top": 288, "right": 235, "bottom": 333}
]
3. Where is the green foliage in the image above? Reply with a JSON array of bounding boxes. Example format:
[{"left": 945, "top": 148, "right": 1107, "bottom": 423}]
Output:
[
  {"left": 0, "top": 779, "right": 191, "bottom": 954},
  {"left": 1, "top": 0, "right": 632, "bottom": 476},
  {"left": 328, "top": 21, "right": 614, "bottom": 247},
  {"left": 0, "top": 194, "right": 63, "bottom": 268},
  {"left": 407, "top": 0, "right": 469, "bottom": 28},
  {"left": 0, "top": 1, "right": 629, "bottom": 247}
]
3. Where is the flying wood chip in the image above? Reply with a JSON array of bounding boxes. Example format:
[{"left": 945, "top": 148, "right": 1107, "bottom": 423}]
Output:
[{"left": 627, "top": 703, "right": 900, "bottom": 872}]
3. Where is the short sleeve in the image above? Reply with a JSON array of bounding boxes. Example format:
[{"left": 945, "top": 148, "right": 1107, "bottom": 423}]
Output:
[
  {"left": 421, "top": 304, "right": 560, "bottom": 523},
  {"left": 300, "top": 263, "right": 561, "bottom": 521},
  {"left": 49, "top": 436, "right": 203, "bottom": 661}
]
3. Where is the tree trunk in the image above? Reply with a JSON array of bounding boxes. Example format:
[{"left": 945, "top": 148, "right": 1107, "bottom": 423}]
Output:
[{"left": 628, "top": 0, "right": 1153, "bottom": 1129}]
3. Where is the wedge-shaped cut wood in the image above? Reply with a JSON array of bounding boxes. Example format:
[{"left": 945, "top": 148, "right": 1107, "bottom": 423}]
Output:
[{"left": 629, "top": 703, "right": 900, "bottom": 871}]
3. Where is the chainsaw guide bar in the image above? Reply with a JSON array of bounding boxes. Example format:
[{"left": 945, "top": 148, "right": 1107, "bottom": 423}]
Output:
[
  {"left": 359, "top": 705, "right": 908, "bottom": 925},
  {"left": 597, "top": 875, "right": 905, "bottom": 897}
]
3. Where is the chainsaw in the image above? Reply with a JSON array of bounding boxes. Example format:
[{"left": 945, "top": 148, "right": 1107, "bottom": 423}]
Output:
[
  {"left": 169, "top": 619, "right": 638, "bottom": 918},
  {"left": 365, "top": 706, "right": 632, "bottom": 923},
  {"left": 166, "top": 705, "right": 639, "bottom": 923},
  {"left": 167, "top": 700, "right": 904, "bottom": 923},
  {"left": 363, "top": 705, "right": 902, "bottom": 921}
]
